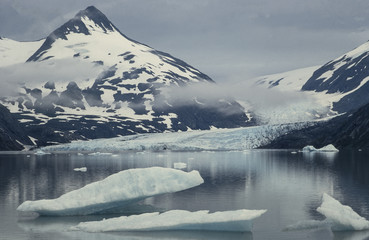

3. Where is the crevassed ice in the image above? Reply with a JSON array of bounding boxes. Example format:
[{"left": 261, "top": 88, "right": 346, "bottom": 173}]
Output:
[
  {"left": 17, "top": 167, "right": 204, "bottom": 216},
  {"left": 71, "top": 209, "right": 267, "bottom": 232}
]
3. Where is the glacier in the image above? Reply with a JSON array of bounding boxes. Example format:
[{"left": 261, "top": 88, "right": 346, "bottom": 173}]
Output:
[
  {"left": 285, "top": 193, "right": 369, "bottom": 231},
  {"left": 17, "top": 167, "right": 204, "bottom": 216},
  {"left": 71, "top": 209, "right": 267, "bottom": 232},
  {"left": 40, "top": 122, "right": 314, "bottom": 152}
]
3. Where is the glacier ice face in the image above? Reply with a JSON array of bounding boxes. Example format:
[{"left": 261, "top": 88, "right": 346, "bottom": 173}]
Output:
[
  {"left": 17, "top": 167, "right": 204, "bottom": 216},
  {"left": 71, "top": 209, "right": 267, "bottom": 232},
  {"left": 41, "top": 122, "right": 314, "bottom": 152},
  {"left": 285, "top": 193, "right": 369, "bottom": 232}
]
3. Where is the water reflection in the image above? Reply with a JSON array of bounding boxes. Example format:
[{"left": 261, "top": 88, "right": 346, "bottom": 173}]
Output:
[{"left": 1, "top": 150, "right": 369, "bottom": 239}]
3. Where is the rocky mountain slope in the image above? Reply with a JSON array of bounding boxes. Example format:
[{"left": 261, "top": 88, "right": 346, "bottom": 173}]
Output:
[{"left": 262, "top": 102, "right": 369, "bottom": 150}]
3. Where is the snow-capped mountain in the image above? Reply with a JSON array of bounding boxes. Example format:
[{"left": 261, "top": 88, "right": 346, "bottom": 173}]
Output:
[
  {"left": 302, "top": 41, "right": 369, "bottom": 113},
  {"left": 0, "top": 6, "right": 251, "bottom": 148},
  {"left": 256, "top": 40, "right": 369, "bottom": 115}
]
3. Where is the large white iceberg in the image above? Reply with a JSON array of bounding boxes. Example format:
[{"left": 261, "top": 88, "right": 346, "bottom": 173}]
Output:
[
  {"left": 285, "top": 193, "right": 369, "bottom": 231},
  {"left": 302, "top": 144, "right": 339, "bottom": 152},
  {"left": 72, "top": 209, "right": 267, "bottom": 232},
  {"left": 17, "top": 167, "right": 204, "bottom": 216}
]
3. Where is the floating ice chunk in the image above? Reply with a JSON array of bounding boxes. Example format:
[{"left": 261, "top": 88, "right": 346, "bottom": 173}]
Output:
[
  {"left": 88, "top": 152, "right": 113, "bottom": 156},
  {"left": 291, "top": 151, "right": 298, "bottom": 154},
  {"left": 285, "top": 193, "right": 369, "bottom": 231},
  {"left": 317, "top": 144, "right": 339, "bottom": 152},
  {"left": 35, "top": 149, "right": 50, "bottom": 155},
  {"left": 17, "top": 167, "right": 204, "bottom": 216},
  {"left": 302, "top": 145, "right": 317, "bottom": 152},
  {"left": 302, "top": 144, "right": 339, "bottom": 152},
  {"left": 72, "top": 209, "right": 267, "bottom": 232},
  {"left": 73, "top": 167, "right": 87, "bottom": 172},
  {"left": 173, "top": 162, "right": 187, "bottom": 169},
  {"left": 318, "top": 193, "right": 369, "bottom": 231}
]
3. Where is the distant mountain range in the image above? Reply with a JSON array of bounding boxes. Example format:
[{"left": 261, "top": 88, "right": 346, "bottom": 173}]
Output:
[{"left": 0, "top": 6, "right": 251, "bottom": 150}]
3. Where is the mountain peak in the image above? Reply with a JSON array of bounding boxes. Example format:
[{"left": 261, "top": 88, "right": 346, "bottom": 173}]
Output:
[
  {"left": 27, "top": 6, "right": 118, "bottom": 61},
  {"left": 74, "top": 6, "right": 115, "bottom": 33}
]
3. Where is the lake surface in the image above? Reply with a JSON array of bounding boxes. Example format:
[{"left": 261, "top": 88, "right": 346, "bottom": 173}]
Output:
[{"left": 1, "top": 150, "right": 369, "bottom": 240}]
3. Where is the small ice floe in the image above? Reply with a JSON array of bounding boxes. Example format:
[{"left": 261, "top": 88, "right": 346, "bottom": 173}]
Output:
[
  {"left": 285, "top": 193, "right": 369, "bottom": 231},
  {"left": 291, "top": 151, "right": 298, "bottom": 154},
  {"left": 302, "top": 144, "right": 339, "bottom": 152},
  {"left": 34, "top": 149, "right": 50, "bottom": 155},
  {"left": 173, "top": 162, "right": 187, "bottom": 169},
  {"left": 71, "top": 209, "right": 267, "bottom": 232},
  {"left": 73, "top": 167, "right": 87, "bottom": 172},
  {"left": 88, "top": 152, "right": 113, "bottom": 156},
  {"left": 17, "top": 167, "right": 204, "bottom": 216},
  {"left": 77, "top": 153, "right": 84, "bottom": 156}
]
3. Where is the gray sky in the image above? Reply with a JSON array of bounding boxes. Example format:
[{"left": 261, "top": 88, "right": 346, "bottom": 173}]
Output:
[{"left": 2, "top": 0, "right": 369, "bottom": 83}]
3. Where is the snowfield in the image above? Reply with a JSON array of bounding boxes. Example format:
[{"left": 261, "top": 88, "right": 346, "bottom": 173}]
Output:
[
  {"left": 71, "top": 209, "right": 267, "bottom": 232},
  {"left": 40, "top": 122, "right": 315, "bottom": 152},
  {"left": 17, "top": 167, "right": 204, "bottom": 216}
]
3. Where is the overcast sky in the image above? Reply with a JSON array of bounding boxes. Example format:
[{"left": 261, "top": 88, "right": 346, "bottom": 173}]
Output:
[{"left": 2, "top": 0, "right": 369, "bottom": 83}]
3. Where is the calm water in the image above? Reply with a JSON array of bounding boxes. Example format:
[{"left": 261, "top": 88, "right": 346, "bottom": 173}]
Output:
[{"left": 1, "top": 150, "right": 369, "bottom": 240}]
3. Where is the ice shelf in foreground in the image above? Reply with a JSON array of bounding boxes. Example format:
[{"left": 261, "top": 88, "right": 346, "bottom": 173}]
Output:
[
  {"left": 72, "top": 209, "right": 267, "bottom": 232},
  {"left": 302, "top": 144, "right": 339, "bottom": 152},
  {"left": 17, "top": 167, "right": 204, "bottom": 216},
  {"left": 285, "top": 193, "right": 369, "bottom": 231}
]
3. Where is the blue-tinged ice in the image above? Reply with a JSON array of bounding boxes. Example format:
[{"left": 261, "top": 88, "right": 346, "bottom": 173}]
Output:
[
  {"left": 71, "top": 209, "right": 267, "bottom": 232},
  {"left": 285, "top": 193, "right": 369, "bottom": 231},
  {"left": 17, "top": 167, "right": 204, "bottom": 216},
  {"left": 302, "top": 144, "right": 339, "bottom": 152}
]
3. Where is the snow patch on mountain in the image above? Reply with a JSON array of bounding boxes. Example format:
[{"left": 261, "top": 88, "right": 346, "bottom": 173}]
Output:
[{"left": 0, "top": 38, "right": 43, "bottom": 67}]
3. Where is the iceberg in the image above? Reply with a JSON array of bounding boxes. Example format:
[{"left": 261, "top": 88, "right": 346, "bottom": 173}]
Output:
[
  {"left": 73, "top": 167, "right": 87, "bottom": 172},
  {"left": 318, "top": 193, "right": 369, "bottom": 231},
  {"left": 173, "top": 162, "right": 187, "bottom": 169},
  {"left": 71, "top": 209, "right": 267, "bottom": 232},
  {"left": 17, "top": 167, "right": 204, "bottom": 216},
  {"left": 302, "top": 144, "right": 339, "bottom": 152},
  {"left": 285, "top": 193, "right": 369, "bottom": 231}
]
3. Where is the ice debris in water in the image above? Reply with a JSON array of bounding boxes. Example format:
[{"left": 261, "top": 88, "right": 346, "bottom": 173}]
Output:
[
  {"left": 71, "top": 209, "right": 267, "bottom": 232},
  {"left": 285, "top": 193, "right": 369, "bottom": 231},
  {"left": 17, "top": 167, "right": 204, "bottom": 216},
  {"left": 302, "top": 144, "right": 339, "bottom": 152},
  {"left": 73, "top": 167, "right": 87, "bottom": 172},
  {"left": 173, "top": 162, "right": 187, "bottom": 169},
  {"left": 34, "top": 149, "right": 50, "bottom": 155}
]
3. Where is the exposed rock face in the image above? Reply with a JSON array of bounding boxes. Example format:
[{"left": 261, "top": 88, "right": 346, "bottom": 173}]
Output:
[
  {"left": 262, "top": 102, "right": 369, "bottom": 150},
  {"left": 0, "top": 104, "right": 32, "bottom": 150}
]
